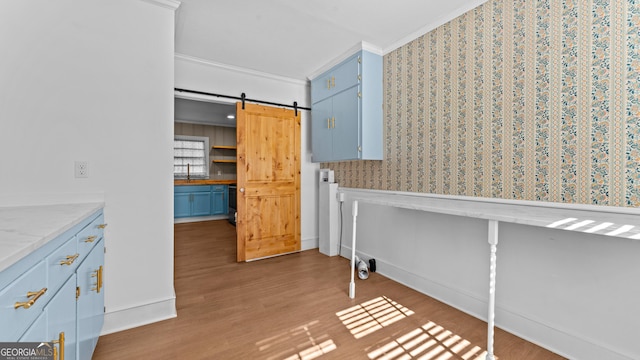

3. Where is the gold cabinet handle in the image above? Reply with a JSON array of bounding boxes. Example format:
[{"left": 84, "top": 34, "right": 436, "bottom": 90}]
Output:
[
  {"left": 14, "top": 287, "right": 47, "bottom": 309},
  {"left": 53, "top": 332, "right": 65, "bottom": 360},
  {"left": 327, "top": 118, "right": 330, "bottom": 129},
  {"left": 332, "top": 117, "right": 336, "bottom": 128},
  {"left": 327, "top": 78, "right": 331, "bottom": 89},
  {"left": 92, "top": 265, "right": 103, "bottom": 293},
  {"left": 97, "top": 223, "right": 107, "bottom": 229},
  {"left": 84, "top": 235, "right": 97, "bottom": 243},
  {"left": 59, "top": 253, "right": 79, "bottom": 266},
  {"left": 331, "top": 76, "right": 335, "bottom": 88}
]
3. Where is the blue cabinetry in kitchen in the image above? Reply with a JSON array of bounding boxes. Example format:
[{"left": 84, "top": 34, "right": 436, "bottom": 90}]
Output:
[
  {"left": 310, "top": 49, "right": 383, "bottom": 162},
  {"left": 211, "top": 185, "right": 228, "bottom": 215},
  {"left": 76, "top": 238, "right": 105, "bottom": 360},
  {"left": 174, "top": 185, "right": 228, "bottom": 218},
  {"left": 1, "top": 206, "right": 105, "bottom": 360}
]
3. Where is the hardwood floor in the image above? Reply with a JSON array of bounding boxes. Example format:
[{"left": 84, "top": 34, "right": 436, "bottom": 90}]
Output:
[{"left": 93, "top": 220, "right": 564, "bottom": 360}]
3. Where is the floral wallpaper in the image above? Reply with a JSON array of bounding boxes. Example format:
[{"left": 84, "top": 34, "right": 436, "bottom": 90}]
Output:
[{"left": 324, "top": 0, "right": 640, "bottom": 207}]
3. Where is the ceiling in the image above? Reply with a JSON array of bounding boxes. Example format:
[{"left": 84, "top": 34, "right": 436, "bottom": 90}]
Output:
[
  {"left": 174, "top": 0, "right": 487, "bottom": 81},
  {"left": 173, "top": 0, "right": 487, "bottom": 126},
  {"left": 174, "top": 97, "right": 236, "bottom": 127}
]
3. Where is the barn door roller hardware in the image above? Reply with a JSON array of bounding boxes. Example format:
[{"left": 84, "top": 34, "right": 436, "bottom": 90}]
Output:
[{"left": 175, "top": 88, "right": 309, "bottom": 115}]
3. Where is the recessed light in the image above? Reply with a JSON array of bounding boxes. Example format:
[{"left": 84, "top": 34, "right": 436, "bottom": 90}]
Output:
[{"left": 227, "top": 115, "right": 235, "bottom": 119}]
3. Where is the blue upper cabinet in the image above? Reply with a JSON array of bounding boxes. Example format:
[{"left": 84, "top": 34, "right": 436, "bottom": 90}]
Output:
[{"left": 310, "top": 49, "right": 383, "bottom": 162}]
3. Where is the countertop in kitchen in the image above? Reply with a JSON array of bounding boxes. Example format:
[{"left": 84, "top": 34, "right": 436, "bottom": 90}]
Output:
[
  {"left": 174, "top": 179, "right": 237, "bottom": 185},
  {"left": 0, "top": 202, "right": 104, "bottom": 272}
]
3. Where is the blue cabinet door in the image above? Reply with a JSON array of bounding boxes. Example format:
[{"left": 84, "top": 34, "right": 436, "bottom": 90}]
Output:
[
  {"left": 19, "top": 311, "right": 47, "bottom": 342},
  {"left": 332, "top": 86, "right": 361, "bottom": 161},
  {"left": 191, "top": 191, "right": 212, "bottom": 216},
  {"left": 211, "top": 185, "right": 228, "bottom": 215},
  {"left": 174, "top": 192, "right": 191, "bottom": 218},
  {"left": 311, "top": 52, "right": 360, "bottom": 104},
  {"left": 77, "top": 240, "right": 104, "bottom": 360},
  {"left": 48, "top": 275, "right": 77, "bottom": 360},
  {"left": 311, "top": 96, "right": 334, "bottom": 162}
]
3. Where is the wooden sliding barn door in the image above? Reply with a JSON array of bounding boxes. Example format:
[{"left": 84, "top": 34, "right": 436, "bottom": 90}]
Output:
[{"left": 236, "top": 102, "right": 301, "bottom": 261}]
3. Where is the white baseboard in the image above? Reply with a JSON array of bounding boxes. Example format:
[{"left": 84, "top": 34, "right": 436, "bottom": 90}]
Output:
[
  {"left": 101, "top": 297, "right": 177, "bottom": 335},
  {"left": 340, "top": 246, "right": 632, "bottom": 360},
  {"left": 174, "top": 215, "right": 228, "bottom": 224},
  {"left": 301, "top": 236, "right": 319, "bottom": 251}
]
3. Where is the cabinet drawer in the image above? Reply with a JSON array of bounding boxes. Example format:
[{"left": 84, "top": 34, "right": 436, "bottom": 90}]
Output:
[
  {"left": 47, "top": 237, "right": 78, "bottom": 291},
  {"left": 76, "top": 213, "right": 105, "bottom": 261},
  {"left": 174, "top": 185, "right": 211, "bottom": 193},
  {"left": 0, "top": 261, "right": 47, "bottom": 340}
]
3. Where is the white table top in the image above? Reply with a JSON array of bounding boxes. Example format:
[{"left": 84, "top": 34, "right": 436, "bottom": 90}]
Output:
[
  {"left": 0, "top": 203, "right": 104, "bottom": 272},
  {"left": 345, "top": 188, "right": 640, "bottom": 240}
]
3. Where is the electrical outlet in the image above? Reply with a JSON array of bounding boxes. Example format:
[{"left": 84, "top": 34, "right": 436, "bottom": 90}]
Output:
[{"left": 75, "top": 161, "right": 88, "bottom": 178}]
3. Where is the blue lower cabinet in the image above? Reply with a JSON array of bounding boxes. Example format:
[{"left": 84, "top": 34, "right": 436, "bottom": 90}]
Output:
[
  {"left": 1, "top": 207, "right": 105, "bottom": 359},
  {"left": 77, "top": 239, "right": 104, "bottom": 360},
  {"left": 174, "top": 185, "right": 210, "bottom": 218},
  {"left": 191, "top": 191, "right": 212, "bottom": 216},
  {"left": 174, "top": 185, "right": 229, "bottom": 218},
  {"left": 174, "top": 192, "right": 191, "bottom": 218},
  {"left": 48, "top": 275, "right": 78, "bottom": 360},
  {"left": 211, "top": 185, "right": 228, "bottom": 215},
  {"left": 18, "top": 310, "right": 47, "bottom": 342}
]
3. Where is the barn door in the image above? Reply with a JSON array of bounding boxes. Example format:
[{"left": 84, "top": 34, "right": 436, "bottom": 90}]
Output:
[{"left": 235, "top": 102, "right": 301, "bottom": 261}]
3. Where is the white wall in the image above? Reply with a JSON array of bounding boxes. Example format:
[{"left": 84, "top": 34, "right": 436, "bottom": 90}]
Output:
[
  {"left": 175, "top": 54, "right": 320, "bottom": 249},
  {"left": 339, "top": 189, "right": 640, "bottom": 360},
  {"left": 0, "top": 0, "right": 178, "bottom": 333}
]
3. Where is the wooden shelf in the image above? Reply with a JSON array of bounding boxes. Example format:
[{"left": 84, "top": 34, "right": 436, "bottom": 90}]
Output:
[{"left": 212, "top": 145, "right": 236, "bottom": 164}]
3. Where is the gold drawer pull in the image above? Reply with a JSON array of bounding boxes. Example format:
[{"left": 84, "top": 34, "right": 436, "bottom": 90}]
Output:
[
  {"left": 91, "top": 265, "right": 103, "bottom": 293},
  {"left": 53, "top": 332, "right": 65, "bottom": 360},
  {"left": 84, "top": 235, "right": 97, "bottom": 243},
  {"left": 97, "top": 223, "right": 107, "bottom": 229},
  {"left": 59, "top": 253, "right": 79, "bottom": 266},
  {"left": 14, "top": 287, "right": 47, "bottom": 309}
]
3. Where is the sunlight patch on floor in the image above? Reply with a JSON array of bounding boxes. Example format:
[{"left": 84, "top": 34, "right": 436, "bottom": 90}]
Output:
[
  {"left": 256, "top": 320, "right": 337, "bottom": 360},
  {"left": 366, "top": 321, "right": 491, "bottom": 360},
  {"left": 336, "top": 296, "right": 415, "bottom": 339}
]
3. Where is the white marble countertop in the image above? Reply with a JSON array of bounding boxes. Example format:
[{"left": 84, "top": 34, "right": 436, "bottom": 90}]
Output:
[
  {"left": 0, "top": 202, "right": 104, "bottom": 272},
  {"left": 344, "top": 188, "right": 640, "bottom": 240}
]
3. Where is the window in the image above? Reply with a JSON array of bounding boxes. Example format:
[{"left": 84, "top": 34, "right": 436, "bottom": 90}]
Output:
[{"left": 174, "top": 135, "right": 209, "bottom": 178}]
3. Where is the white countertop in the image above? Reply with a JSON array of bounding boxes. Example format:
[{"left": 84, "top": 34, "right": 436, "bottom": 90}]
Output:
[
  {"left": 0, "top": 202, "right": 104, "bottom": 272},
  {"left": 344, "top": 188, "right": 640, "bottom": 240}
]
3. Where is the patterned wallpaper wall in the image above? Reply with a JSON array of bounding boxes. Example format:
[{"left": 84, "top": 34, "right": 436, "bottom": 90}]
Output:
[{"left": 325, "top": 0, "right": 640, "bottom": 207}]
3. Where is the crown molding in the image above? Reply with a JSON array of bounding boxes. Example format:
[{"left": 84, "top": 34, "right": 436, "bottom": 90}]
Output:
[
  {"left": 175, "top": 53, "right": 308, "bottom": 87},
  {"left": 307, "top": 41, "right": 383, "bottom": 81},
  {"left": 139, "top": 0, "right": 181, "bottom": 11}
]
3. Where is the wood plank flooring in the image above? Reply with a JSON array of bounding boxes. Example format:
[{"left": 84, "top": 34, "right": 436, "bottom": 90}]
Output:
[{"left": 93, "top": 220, "right": 564, "bottom": 360}]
